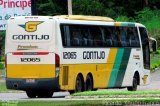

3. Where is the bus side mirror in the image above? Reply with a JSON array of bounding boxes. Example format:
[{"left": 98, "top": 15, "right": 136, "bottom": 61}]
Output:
[
  {"left": 152, "top": 40, "right": 157, "bottom": 52},
  {"left": 149, "top": 37, "right": 157, "bottom": 52}
]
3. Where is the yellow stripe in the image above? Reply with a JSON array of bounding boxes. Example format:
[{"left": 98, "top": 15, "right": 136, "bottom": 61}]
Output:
[
  {"left": 7, "top": 64, "right": 55, "bottom": 78},
  {"left": 105, "top": 48, "right": 118, "bottom": 86},
  {"left": 114, "top": 22, "right": 121, "bottom": 26}
]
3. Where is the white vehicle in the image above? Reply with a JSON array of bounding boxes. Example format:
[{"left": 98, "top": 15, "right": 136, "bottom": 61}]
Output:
[{"left": 5, "top": 15, "right": 153, "bottom": 98}]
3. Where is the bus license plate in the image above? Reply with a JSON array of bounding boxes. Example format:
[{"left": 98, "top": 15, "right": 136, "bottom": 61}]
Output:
[{"left": 26, "top": 79, "right": 35, "bottom": 83}]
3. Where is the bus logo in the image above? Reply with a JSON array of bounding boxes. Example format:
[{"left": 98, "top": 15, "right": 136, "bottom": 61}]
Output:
[{"left": 19, "top": 21, "right": 43, "bottom": 32}]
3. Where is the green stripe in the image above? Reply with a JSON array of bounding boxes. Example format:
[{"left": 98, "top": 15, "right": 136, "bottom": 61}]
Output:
[
  {"left": 108, "top": 48, "right": 124, "bottom": 87},
  {"left": 115, "top": 48, "right": 131, "bottom": 87}
]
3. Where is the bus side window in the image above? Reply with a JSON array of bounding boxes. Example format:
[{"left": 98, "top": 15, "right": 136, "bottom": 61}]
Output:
[
  {"left": 80, "top": 28, "right": 90, "bottom": 46},
  {"left": 116, "top": 28, "right": 122, "bottom": 47},
  {"left": 111, "top": 27, "right": 118, "bottom": 47},
  {"left": 128, "top": 27, "right": 140, "bottom": 47},
  {"left": 60, "top": 25, "right": 68, "bottom": 47},
  {"left": 133, "top": 28, "right": 140, "bottom": 47},
  {"left": 87, "top": 28, "right": 94, "bottom": 47},
  {"left": 82, "top": 33, "right": 88, "bottom": 46},
  {"left": 69, "top": 26, "right": 82, "bottom": 47},
  {"left": 103, "top": 27, "right": 113, "bottom": 47},
  {"left": 119, "top": 27, "right": 128, "bottom": 47},
  {"left": 90, "top": 26, "right": 103, "bottom": 47}
]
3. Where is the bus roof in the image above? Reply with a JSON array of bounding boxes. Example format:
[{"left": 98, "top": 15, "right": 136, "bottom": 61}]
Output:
[
  {"left": 54, "top": 15, "right": 114, "bottom": 22},
  {"left": 8, "top": 16, "right": 145, "bottom": 28}
]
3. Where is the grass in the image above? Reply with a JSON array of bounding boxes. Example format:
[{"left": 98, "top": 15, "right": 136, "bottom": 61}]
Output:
[
  {"left": 0, "top": 62, "right": 4, "bottom": 70},
  {"left": 0, "top": 62, "right": 5, "bottom": 78},
  {"left": 150, "top": 49, "right": 160, "bottom": 70},
  {"left": 0, "top": 69, "right": 5, "bottom": 77},
  {"left": 72, "top": 90, "right": 160, "bottom": 96},
  {"left": 0, "top": 68, "right": 7, "bottom": 92},
  {"left": 0, "top": 81, "right": 9, "bottom": 92},
  {"left": 0, "top": 99, "right": 160, "bottom": 106}
]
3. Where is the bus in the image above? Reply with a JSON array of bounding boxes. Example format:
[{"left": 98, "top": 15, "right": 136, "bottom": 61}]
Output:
[{"left": 5, "top": 15, "right": 153, "bottom": 98}]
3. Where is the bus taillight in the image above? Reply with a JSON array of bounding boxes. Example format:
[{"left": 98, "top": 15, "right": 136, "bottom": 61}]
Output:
[
  {"left": 55, "top": 54, "right": 60, "bottom": 77},
  {"left": 36, "top": 52, "right": 49, "bottom": 55},
  {"left": 12, "top": 52, "right": 24, "bottom": 55},
  {"left": 55, "top": 54, "right": 60, "bottom": 67}
]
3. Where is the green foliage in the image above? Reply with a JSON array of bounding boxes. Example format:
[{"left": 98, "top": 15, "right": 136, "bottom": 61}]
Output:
[
  {"left": 0, "top": 31, "right": 5, "bottom": 63},
  {"left": 115, "top": 16, "right": 130, "bottom": 21},
  {"left": 135, "top": 8, "right": 154, "bottom": 22},
  {"left": 155, "top": 50, "right": 160, "bottom": 54},
  {"left": 0, "top": 31, "right": 5, "bottom": 47},
  {"left": 151, "top": 64, "right": 159, "bottom": 70},
  {"left": 114, "top": 8, "right": 160, "bottom": 48},
  {"left": 115, "top": 16, "right": 135, "bottom": 22},
  {"left": 134, "top": 8, "right": 160, "bottom": 48},
  {"left": 150, "top": 49, "right": 160, "bottom": 70},
  {"left": 37, "top": 0, "right": 66, "bottom": 15},
  {"left": 72, "top": 0, "right": 105, "bottom": 16},
  {"left": 0, "top": 82, "right": 8, "bottom": 92},
  {"left": 35, "top": 0, "right": 160, "bottom": 18},
  {"left": 0, "top": 62, "right": 4, "bottom": 69},
  {"left": 72, "top": 90, "right": 160, "bottom": 96},
  {"left": 72, "top": 0, "right": 129, "bottom": 18},
  {"left": 0, "top": 99, "right": 160, "bottom": 106}
]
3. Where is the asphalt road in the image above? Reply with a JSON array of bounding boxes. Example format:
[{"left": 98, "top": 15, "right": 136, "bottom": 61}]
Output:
[
  {"left": 0, "top": 92, "right": 70, "bottom": 101},
  {"left": 0, "top": 69, "right": 160, "bottom": 101},
  {"left": 138, "top": 69, "right": 160, "bottom": 90}
]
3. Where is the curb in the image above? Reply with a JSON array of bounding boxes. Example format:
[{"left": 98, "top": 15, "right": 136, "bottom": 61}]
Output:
[
  {"left": 67, "top": 94, "right": 160, "bottom": 99},
  {"left": 0, "top": 91, "right": 25, "bottom": 93}
]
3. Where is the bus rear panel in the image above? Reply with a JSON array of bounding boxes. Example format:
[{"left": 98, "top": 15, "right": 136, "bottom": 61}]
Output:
[{"left": 5, "top": 16, "right": 59, "bottom": 91}]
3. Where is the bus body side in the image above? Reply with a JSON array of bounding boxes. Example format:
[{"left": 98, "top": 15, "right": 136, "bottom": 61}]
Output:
[
  {"left": 56, "top": 20, "right": 150, "bottom": 91},
  {"left": 5, "top": 17, "right": 60, "bottom": 94}
]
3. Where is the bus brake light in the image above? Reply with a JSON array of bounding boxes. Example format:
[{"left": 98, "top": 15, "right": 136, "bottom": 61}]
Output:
[{"left": 55, "top": 54, "right": 60, "bottom": 68}]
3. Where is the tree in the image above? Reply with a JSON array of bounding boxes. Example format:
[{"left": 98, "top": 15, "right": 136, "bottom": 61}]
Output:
[
  {"left": 36, "top": 0, "right": 160, "bottom": 18},
  {"left": 72, "top": 0, "right": 105, "bottom": 16},
  {"left": 37, "top": 0, "right": 65, "bottom": 16}
]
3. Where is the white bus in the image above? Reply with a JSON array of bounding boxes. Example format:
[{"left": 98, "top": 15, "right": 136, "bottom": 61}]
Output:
[{"left": 5, "top": 15, "right": 151, "bottom": 98}]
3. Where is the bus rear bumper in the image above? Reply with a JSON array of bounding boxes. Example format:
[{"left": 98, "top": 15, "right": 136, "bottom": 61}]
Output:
[{"left": 6, "top": 78, "right": 60, "bottom": 91}]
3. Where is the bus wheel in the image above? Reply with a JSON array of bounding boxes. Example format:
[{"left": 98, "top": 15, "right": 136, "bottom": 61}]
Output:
[
  {"left": 69, "top": 90, "right": 75, "bottom": 95},
  {"left": 37, "top": 91, "right": 53, "bottom": 98},
  {"left": 75, "top": 75, "right": 83, "bottom": 93},
  {"left": 86, "top": 75, "right": 93, "bottom": 91},
  {"left": 69, "top": 75, "right": 83, "bottom": 94},
  {"left": 93, "top": 89, "right": 98, "bottom": 91},
  {"left": 127, "top": 75, "right": 138, "bottom": 91},
  {"left": 26, "top": 90, "right": 37, "bottom": 98}
]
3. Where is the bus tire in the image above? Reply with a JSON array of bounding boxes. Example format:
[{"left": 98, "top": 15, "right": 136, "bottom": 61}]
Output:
[
  {"left": 85, "top": 75, "right": 93, "bottom": 91},
  {"left": 26, "top": 90, "right": 37, "bottom": 98},
  {"left": 127, "top": 75, "right": 138, "bottom": 91},
  {"left": 69, "top": 90, "right": 75, "bottom": 95},
  {"left": 69, "top": 74, "right": 84, "bottom": 94},
  {"left": 92, "top": 88, "right": 98, "bottom": 91},
  {"left": 37, "top": 91, "right": 53, "bottom": 98},
  {"left": 75, "top": 75, "right": 83, "bottom": 92}
]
